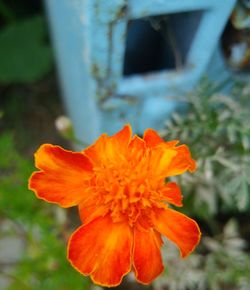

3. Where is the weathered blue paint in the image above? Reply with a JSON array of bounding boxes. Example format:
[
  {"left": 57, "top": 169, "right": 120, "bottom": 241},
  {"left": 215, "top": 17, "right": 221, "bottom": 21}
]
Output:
[
  {"left": 45, "top": 0, "right": 236, "bottom": 144},
  {"left": 45, "top": 0, "right": 100, "bottom": 144}
]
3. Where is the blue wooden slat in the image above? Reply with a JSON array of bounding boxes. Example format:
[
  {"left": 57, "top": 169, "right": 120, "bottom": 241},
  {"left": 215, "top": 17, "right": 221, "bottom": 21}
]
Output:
[
  {"left": 127, "top": 0, "right": 221, "bottom": 18},
  {"left": 45, "top": 0, "right": 237, "bottom": 143},
  {"left": 45, "top": 0, "right": 101, "bottom": 143},
  {"left": 187, "top": 0, "right": 236, "bottom": 75}
]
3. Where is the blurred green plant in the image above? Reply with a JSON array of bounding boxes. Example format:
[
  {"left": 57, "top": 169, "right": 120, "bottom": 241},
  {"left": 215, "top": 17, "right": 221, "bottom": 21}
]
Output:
[
  {"left": 0, "top": 15, "right": 53, "bottom": 83},
  {"left": 157, "top": 79, "right": 250, "bottom": 290},
  {"left": 0, "top": 132, "right": 90, "bottom": 290},
  {"left": 161, "top": 79, "right": 250, "bottom": 217},
  {"left": 157, "top": 219, "right": 250, "bottom": 290}
]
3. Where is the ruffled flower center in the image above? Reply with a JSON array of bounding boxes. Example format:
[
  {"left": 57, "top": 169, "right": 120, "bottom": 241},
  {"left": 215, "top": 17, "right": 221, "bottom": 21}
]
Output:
[{"left": 92, "top": 159, "right": 164, "bottom": 226}]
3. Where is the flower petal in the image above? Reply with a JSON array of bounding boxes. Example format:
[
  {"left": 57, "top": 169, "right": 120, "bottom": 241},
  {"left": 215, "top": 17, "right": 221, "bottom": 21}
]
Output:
[
  {"left": 29, "top": 144, "right": 93, "bottom": 207},
  {"left": 67, "top": 215, "right": 133, "bottom": 287},
  {"left": 143, "top": 129, "right": 164, "bottom": 147},
  {"left": 166, "top": 144, "right": 196, "bottom": 176},
  {"left": 148, "top": 144, "right": 178, "bottom": 178},
  {"left": 144, "top": 129, "right": 195, "bottom": 177},
  {"left": 144, "top": 129, "right": 179, "bottom": 148},
  {"left": 133, "top": 227, "right": 164, "bottom": 284},
  {"left": 84, "top": 125, "right": 132, "bottom": 165},
  {"left": 160, "top": 182, "right": 183, "bottom": 207},
  {"left": 128, "top": 135, "right": 145, "bottom": 154},
  {"left": 153, "top": 208, "right": 201, "bottom": 258},
  {"left": 127, "top": 135, "right": 146, "bottom": 167},
  {"left": 78, "top": 200, "right": 109, "bottom": 224}
]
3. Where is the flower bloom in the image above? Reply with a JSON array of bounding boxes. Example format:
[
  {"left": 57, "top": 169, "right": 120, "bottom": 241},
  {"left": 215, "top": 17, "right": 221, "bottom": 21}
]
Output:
[{"left": 29, "top": 125, "right": 201, "bottom": 287}]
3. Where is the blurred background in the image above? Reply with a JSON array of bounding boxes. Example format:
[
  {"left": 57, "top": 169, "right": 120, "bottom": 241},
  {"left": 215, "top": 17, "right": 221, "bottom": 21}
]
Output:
[{"left": 0, "top": 0, "right": 250, "bottom": 289}]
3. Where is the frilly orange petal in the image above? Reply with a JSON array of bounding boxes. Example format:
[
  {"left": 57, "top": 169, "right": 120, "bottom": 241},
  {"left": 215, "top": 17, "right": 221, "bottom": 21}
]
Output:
[
  {"left": 153, "top": 208, "right": 201, "bottom": 258},
  {"left": 160, "top": 182, "right": 183, "bottom": 207},
  {"left": 143, "top": 128, "right": 164, "bottom": 147},
  {"left": 133, "top": 228, "right": 164, "bottom": 284},
  {"left": 166, "top": 144, "right": 196, "bottom": 176},
  {"left": 113, "top": 124, "right": 132, "bottom": 144},
  {"left": 29, "top": 144, "right": 93, "bottom": 207},
  {"left": 129, "top": 135, "right": 145, "bottom": 151},
  {"left": 144, "top": 129, "right": 179, "bottom": 148},
  {"left": 148, "top": 144, "right": 178, "bottom": 178},
  {"left": 84, "top": 124, "right": 132, "bottom": 165},
  {"left": 78, "top": 200, "right": 109, "bottom": 225},
  {"left": 67, "top": 215, "right": 133, "bottom": 287},
  {"left": 127, "top": 135, "right": 146, "bottom": 164},
  {"left": 143, "top": 128, "right": 196, "bottom": 177}
]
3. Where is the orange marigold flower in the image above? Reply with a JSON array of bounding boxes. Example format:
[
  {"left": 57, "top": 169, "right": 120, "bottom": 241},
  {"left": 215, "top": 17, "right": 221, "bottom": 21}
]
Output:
[{"left": 28, "top": 125, "right": 201, "bottom": 287}]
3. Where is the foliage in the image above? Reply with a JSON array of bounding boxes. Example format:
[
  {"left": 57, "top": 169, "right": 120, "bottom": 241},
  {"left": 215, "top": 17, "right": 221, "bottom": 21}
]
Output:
[
  {"left": 0, "top": 133, "right": 90, "bottom": 290},
  {"left": 162, "top": 80, "right": 250, "bottom": 216},
  {"left": 0, "top": 15, "right": 53, "bottom": 83},
  {"left": 158, "top": 79, "right": 250, "bottom": 290},
  {"left": 156, "top": 219, "right": 250, "bottom": 290}
]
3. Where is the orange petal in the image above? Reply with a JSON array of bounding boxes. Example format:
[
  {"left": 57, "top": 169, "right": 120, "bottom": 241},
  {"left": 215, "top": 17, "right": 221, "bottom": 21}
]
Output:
[
  {"left": 160, "top": 182, "right": 183, "bottom": 207},
  {"left": 148, "top": 144, "right": 178, "bottom": 178},
  {"left": 133, "top": 227, "right": 164, "bottom": 284},
  {"left": 144, "top": 129, "right": 196, "bottom": 177},
  {"left": 84, "top": 124, "right": 132, "bottom": 165},
  {"left": 166, "top": 144, "right": 196, "bottom": 176},
  {"left": 153, "top": 208, "right": 201, "bottom": 258},
  {"left": 144, "top": 129, "right": 179, "bottom": 149},
  {"left": 67, "top": 215, "right": 133, "bottom": 287},
  {"left": 128, "top": 135, "right": 146, "bottom": 165},
  {"left": 112, "top": 124, "right": 132, "bottom": 144},
  {"left": 165, "top": 140, "right": 180, "bottom": 147},
  {"left": 29, "top": 144, "right": 93, "bottom": 207},
  {"left": 129, "top": 135, "right": 145, "bottom": 152},
  {"left": 78, "top": 200, "right": 109, "bottom": 224},
  {"left": 143, "top": 129, "right": 164, "bottom": 147}
]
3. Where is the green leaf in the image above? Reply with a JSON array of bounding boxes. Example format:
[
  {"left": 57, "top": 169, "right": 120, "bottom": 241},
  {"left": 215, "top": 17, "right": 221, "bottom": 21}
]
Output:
[
  {"left": 236, "top": 177, "right": 249, "bottom": 211},
  {"left": 0, "top": 15, "right": 53, "bottom": 83}
]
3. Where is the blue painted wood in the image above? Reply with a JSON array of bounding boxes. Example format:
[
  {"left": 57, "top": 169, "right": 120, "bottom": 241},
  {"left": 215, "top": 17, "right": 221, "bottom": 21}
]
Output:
[
  {"left": 127, "top": 0, "right": 217, "bottom": 18},
  {"left": 45, "top": 0, "right": 100, "bottom": 144},
  {"left": 45, "top": 0, "right": 237, "bottom": 143}
]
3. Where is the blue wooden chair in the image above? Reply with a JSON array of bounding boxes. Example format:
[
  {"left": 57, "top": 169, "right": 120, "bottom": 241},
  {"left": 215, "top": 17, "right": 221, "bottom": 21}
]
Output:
[{"left": 45, "top": 0, "right": 236, "bottom": 144}]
